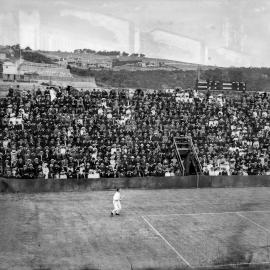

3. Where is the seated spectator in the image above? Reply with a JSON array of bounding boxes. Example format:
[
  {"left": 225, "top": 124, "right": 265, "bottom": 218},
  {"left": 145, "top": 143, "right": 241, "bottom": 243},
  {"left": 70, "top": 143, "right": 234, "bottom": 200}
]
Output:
[{"left": 60, "top": 169, "right": 67, "bottom": 179}]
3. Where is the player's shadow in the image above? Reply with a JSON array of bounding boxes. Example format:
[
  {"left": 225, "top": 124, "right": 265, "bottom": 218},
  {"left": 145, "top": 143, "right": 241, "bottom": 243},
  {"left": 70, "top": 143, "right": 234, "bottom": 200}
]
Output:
[
  {"left": 238, "top": 202, "right": 265, "bottom": 212},
  {"left": 0, "top": 180, "right": 16, "bottom": 193},
  {"left": 79, "top": 266, "right": 100, "bottom": 270}
]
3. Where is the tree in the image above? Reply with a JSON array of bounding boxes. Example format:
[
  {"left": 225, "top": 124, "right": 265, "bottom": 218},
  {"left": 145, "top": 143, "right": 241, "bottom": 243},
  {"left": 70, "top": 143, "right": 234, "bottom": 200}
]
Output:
[
  {"left": 11, "top": 44, "right": 21, "bottom": 58},
  {"left": 22, "top": 51, "right": 55, "bottom": 64},
  {"left": 11, "top": 44, "right": 20, "bottom": 51}
]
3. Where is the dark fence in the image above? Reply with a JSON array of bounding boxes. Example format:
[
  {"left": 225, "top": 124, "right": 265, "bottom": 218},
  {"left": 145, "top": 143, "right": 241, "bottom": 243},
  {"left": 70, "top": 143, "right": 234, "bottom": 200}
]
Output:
[{"left": 1, "top": 175, "right": 270, "bottom": 193}]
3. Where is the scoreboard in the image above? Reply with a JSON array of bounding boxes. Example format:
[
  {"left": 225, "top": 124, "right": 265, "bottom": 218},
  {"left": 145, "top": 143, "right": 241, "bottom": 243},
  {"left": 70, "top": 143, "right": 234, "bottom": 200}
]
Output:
[{"left": 196, "top": 80, "right": 246, "bottom": 91}]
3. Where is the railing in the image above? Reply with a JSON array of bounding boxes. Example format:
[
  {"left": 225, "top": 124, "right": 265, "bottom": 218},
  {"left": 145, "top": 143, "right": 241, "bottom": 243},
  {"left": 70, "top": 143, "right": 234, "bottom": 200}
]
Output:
[
  {"left": 173, "top": 137, "right": 186, "bottom": 176},
  {"left": 188, "top": 136, "right": 203, "bottom": 175}
]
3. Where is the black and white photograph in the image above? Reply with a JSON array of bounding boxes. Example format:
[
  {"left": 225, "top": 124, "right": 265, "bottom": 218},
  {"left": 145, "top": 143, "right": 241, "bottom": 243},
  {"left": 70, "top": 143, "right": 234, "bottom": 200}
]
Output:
[{"left": 0, "top": 0, "right": 270, "bottom": 269}]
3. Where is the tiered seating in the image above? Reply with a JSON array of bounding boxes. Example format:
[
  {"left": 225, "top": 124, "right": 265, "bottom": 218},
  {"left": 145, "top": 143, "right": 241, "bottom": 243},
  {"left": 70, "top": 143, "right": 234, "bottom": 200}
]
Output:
[{"left": 0, "top": 87, "right": 269, "bottom": 179}]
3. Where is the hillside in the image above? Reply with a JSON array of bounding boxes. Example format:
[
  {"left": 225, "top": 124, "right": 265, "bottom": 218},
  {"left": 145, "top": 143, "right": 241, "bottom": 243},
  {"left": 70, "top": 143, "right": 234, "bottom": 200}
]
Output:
[
  {"left": 2, "top": 46, "right": 270, "bottom": 91},
  {"left": 41, "top": 50, "right": 216, "bottom": 71},
  {"left": 69, "top": 66, "right": 270, "bottom": 90},
  {"left": 2, "top": 45, "right": 56, "bottom": 64},
  {"left": 22, "top": 51, "right": 55, "bottom": 64},
  {"left": 91, "top": 69, "right": 197, "bottom": 89}
]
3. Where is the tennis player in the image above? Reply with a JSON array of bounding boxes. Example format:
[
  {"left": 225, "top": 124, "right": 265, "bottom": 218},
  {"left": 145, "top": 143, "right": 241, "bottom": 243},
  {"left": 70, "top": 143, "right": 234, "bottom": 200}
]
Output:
[{"left": 111, "top": 188, "right": 122, "bottom": 216}]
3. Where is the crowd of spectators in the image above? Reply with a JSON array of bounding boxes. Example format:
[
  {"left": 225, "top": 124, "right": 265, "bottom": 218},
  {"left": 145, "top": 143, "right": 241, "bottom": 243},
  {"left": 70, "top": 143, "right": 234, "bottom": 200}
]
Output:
[{"left": 0, "top": 86, "right": 270, "bottom": 179}]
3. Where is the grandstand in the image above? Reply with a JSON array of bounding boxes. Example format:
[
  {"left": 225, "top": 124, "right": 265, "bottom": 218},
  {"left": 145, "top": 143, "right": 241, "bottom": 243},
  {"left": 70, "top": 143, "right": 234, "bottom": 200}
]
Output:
[{"left": 0, "top": 86, "right": 270, "bottom": 179}]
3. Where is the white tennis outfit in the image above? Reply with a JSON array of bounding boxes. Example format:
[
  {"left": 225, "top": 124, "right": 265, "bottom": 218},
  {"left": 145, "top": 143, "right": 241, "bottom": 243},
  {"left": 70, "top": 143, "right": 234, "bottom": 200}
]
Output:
[{"left": 112, "top": 191, "right": 122, "bottom": 215}]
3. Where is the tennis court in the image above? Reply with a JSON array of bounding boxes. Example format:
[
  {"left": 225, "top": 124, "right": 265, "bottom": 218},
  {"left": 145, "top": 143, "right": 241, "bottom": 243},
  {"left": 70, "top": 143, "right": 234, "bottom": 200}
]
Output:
[{"left": 1, "top": 187, "right": 270, "bottom": 270}]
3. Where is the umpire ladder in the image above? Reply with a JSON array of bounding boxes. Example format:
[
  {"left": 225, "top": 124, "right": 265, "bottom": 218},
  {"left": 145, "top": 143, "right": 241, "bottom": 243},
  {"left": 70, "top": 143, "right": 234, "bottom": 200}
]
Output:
[{"left": 174, "top": 136, "right": 203, "bottom": 175}]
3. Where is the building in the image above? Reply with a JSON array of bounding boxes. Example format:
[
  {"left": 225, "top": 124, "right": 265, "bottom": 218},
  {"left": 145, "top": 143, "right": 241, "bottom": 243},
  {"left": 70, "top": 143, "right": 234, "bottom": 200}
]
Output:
[
  {"left": 2, "top": 61, "right": 18, "bottom": 81},
  {"left": 145, "top": 60, "right": 159, "bottom": 67},
  {"left": 23, "top": 72, "right": 39, "bottom": 82},
  {"left": 137, "top": 62, "right": 146, "bottom": 68},
  {"left": 0, "top": 53, "right": 6, "bottom": 60},
  {"left": 3, "top": 61, "right": 41, "bottom": 82},
  {"left": 98, "top": 61, "right": 112, "bottom": 69}
]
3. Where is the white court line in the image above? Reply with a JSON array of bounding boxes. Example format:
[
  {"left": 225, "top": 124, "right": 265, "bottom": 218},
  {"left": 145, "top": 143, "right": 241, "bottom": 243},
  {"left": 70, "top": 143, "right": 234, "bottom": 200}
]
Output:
[
  {"left": 143, "top": 211, "right": 270, "bottom": 269},
  {"left": 146, "top": 209, "right": 270, "bottom": 217},
  {"left": 236, "top": 212, "right": 270, "bottom": 234},
  {"left": 141, "top": 215, "right": 192, "bottom": 268}
]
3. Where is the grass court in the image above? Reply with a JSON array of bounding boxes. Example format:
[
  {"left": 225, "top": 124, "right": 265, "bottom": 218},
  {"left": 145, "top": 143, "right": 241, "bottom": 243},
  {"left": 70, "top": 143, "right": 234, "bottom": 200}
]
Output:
[{"left": 1, "top": 187, "right": 270, "bottom": 270}]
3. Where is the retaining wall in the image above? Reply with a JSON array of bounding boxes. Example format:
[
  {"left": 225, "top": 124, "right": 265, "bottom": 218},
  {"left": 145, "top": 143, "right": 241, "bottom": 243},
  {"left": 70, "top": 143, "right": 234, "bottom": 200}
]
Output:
[{"left": 1, "top": 175, "right": 270, "bottom": 193}]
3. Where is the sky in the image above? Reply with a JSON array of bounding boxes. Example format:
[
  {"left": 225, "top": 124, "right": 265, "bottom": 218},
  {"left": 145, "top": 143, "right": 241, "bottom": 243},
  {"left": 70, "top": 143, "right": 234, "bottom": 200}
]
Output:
[{"left": 0, "top": 0, "right": 270, "bottom": 67}]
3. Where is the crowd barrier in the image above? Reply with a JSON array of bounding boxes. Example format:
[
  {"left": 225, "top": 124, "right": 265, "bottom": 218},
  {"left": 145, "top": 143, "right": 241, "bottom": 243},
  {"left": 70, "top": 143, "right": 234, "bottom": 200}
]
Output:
[{"left": 1, "top": 175, "right": 270, "bottom": 193}]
